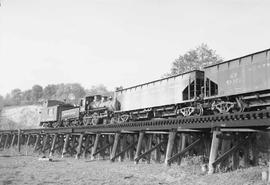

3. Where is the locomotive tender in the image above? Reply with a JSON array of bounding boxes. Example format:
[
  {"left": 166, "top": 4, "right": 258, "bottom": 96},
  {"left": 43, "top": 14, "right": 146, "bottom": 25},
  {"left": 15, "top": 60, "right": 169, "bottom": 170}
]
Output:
[{"left": 40, "top": 48, "right": 270, "bottom": 127}]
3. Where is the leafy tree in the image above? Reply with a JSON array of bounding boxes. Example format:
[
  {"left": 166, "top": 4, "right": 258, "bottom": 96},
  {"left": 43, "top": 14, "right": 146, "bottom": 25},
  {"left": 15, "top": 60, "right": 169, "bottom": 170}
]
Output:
[
  {"left": 43, "top": 84, "right": 58, "bottom": 99},
  {"left": 11, "top": 88, "right": 22, "bottom": 105},
  {"left": 166, "top": 43, "right": 223, "bottom": 76},
  {"left": 21, "top": 90, "right": 33, "bottom": 104},
  {"left": 54, "top": 83, "right": 86, "bottom": 104},
  {"left": 86, "top": 84, "right": 113, "bottom": 97},
  {"left": 32, "top": 85, "right": 43, "bottom": 102},
  {"left": 0, "top": 95, "right": 4, "bottom": 109}
]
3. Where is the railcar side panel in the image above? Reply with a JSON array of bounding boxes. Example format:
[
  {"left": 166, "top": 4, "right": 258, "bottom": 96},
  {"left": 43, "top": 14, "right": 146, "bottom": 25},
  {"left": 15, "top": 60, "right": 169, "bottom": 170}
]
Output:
[
  {"left": 61, "top": 107, "right": 80, "bottom": 120},
  {"left": 115, "top": 71, "right": 202, "bottom": 112},
  {"left": 205, "top": 49, "right": 270, "bottom": 97},
  {"left": 40, "top": 105, "right": 59, "bottom": 122}
]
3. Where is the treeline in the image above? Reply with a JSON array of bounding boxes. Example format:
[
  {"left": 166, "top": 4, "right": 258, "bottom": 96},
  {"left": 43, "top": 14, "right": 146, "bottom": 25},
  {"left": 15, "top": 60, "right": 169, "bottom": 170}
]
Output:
[{"left": 0, "top": 83, "right": 112, "bottom": 108}]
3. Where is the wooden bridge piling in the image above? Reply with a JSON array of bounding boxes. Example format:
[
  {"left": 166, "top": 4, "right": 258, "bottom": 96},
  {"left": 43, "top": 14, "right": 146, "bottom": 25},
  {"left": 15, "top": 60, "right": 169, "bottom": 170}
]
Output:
[
  {"left": 90, "top": 134, "right": 100, "bottom": 160},
  {"left": 11, "top": 134, "right": 16, "bottom": 147},
  {"left": 119, "top": 134, "right": 127, "bottom": 162},
  {"left": 4, "top": 134, "right": 10, "bottom": 150},
  {"left": 134, "top": 132, "right": 144, "bottom": 164},
  {"left": 17, "top": 129, "right": 21, "bottom": 152},
  {"left": 42, "top": 134, "right": 49, "bottom": 154},
  {"left": 62, "top": 134, "right": 70, "bottom": 158},
  {"left": 26, "top": 134, "right": 31, "bottom": 147},
  {"left": 165, "top": 131, "right": 176, "bottom": 165},
  {"left": 0, "top": 134, "right": 3, "bottom": 149},
  {"left": 49, "top": 134, "right": 58, "bottom": 157},
  {"left": 75, "top": 133, "right": 84, "bottom": 159},
  {"left": 154, "top": 134, "right": 161, "bottom": 163},
  {"left": 208, "top": 130, "right": 221, "bottom": 174},
  {"left": 83, "top": 134, "right": 91, "bottom": 158},
  {"left": 110, "top": 133, "right": 120, "bottom": 162}
]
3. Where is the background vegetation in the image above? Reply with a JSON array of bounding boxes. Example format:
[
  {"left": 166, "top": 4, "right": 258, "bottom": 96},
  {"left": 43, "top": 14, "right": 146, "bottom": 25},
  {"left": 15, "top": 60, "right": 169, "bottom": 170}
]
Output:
[{"left": 0, "top": 43, "right": 222, "bottom": 110}]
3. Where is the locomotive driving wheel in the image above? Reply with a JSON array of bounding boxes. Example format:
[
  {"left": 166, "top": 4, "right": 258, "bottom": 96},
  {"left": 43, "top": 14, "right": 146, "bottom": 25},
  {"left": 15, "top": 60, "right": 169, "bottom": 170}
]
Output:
[{"left": 91, "top": 113, "right": 100, "bottom": 125}]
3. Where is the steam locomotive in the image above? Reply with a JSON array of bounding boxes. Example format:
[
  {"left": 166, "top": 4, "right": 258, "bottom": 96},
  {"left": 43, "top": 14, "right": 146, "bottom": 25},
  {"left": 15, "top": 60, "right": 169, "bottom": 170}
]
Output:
[{"left": 40, "top": 48, "right": 270, "bottom": 127}]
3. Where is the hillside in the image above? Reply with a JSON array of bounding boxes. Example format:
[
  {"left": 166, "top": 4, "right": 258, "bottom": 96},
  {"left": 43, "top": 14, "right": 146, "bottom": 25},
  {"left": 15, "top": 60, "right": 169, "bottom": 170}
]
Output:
[{"left": 0, "top": 105, "right": 42, "bottom": 129}]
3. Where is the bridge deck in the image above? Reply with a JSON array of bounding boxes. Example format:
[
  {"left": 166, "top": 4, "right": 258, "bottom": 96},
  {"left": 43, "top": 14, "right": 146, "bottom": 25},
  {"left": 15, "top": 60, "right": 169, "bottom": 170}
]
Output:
[{"left": 1, "top": 110, "right": 270, "bottom": 134}]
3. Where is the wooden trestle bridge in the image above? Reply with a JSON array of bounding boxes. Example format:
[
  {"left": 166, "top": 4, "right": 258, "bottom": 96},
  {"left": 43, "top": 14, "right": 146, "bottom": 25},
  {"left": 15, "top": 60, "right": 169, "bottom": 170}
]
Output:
[{"left": 1, "top": 110, "right": 270, "bottom": 174}]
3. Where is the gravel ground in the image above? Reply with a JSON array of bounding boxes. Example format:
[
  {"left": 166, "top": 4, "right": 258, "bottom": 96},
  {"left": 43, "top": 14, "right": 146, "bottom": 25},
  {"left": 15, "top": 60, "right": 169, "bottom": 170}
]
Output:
[{"left": 0, "top": 150, "right": 268, "bottom": 185}]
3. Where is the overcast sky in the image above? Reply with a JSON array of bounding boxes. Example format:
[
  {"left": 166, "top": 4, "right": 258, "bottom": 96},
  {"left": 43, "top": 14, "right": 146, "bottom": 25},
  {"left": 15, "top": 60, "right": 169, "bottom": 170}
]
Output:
[{"left": 0, "top": 0, "right": 269, "bottom": 96}]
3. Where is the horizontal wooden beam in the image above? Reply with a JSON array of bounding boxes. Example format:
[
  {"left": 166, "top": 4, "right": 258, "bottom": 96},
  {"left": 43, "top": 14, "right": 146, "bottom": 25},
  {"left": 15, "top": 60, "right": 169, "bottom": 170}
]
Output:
[
  {"left": 220, "top": 128, "right": 261, "bottom": 132},
  {"left": 177, "top": 128, "right": 203, "bottom": 132}
]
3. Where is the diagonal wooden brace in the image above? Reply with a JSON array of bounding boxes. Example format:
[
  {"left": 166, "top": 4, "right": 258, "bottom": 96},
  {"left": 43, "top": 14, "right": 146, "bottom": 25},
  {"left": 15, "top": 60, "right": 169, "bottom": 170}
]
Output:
[
  {"left": 111, "top": 142, "right": 137, "bottom": 162},
  {"left": 167, "top": 138, "right": 202, "bottom": 166},
  {"left": 135, "top": 140, "right": 165, "bottom": 163}
]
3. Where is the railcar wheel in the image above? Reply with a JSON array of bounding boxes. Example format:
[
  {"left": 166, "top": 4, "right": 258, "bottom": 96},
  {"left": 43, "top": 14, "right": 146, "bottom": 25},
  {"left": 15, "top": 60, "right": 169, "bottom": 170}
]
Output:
[
  {"left": 120, "top": 114, "right": 130, "bottom": 123},
  {"left": 194, "top": 104, "right": 203, "bottom": 116},
  {"left": 52, "top": 122, "right": 60, "bottom": 128},
  {"left": 178, "top": 104, "right": 203, "bottom": 117}
]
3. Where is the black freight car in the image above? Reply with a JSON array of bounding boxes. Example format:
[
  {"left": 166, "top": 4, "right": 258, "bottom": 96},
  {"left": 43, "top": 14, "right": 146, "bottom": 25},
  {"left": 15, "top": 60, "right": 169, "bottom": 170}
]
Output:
[
  {"left": 204, "top": 48, "right": 270, "bottom": 113},
  {"left": 40, "top": 100, "right": 75, "bottom": 127}
]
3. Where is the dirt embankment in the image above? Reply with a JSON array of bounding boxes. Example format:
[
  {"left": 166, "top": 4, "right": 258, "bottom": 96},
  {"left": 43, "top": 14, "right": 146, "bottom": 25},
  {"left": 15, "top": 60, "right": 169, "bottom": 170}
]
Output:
[
  {"left": 0, "top": 150, "right": 268, "bottom": 185},
  {"left": 0, "top": 105, "right": 42, "bottom": 129}
]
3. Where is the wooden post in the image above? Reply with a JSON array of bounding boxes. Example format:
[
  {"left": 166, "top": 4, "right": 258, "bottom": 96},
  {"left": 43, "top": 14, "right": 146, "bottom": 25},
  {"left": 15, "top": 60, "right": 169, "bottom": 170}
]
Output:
[
  {"left": 108, "top": 134, "right": 114, "bottom": 154},
  {"left": 208, "top": 130, "right": 221, "bottom": 174},
  {"left": 0, "top": 134, "right": 3, "bottom": 148},
  {"left": 110, "top": 133, "right": 120, "bottom": 162},
  {"left": 177, "top": 133, "right": 187, "bottom": 165},
  {"left": 146, "top": 134, "right": 152, "bottom": 164},
  {"left": 49, "top": 134, "right": 58, "bottom": 157},
  {"left": 70, "top": 135, "right": 77, "bottom": 155},
  {"left": 134, "top": 132, "right": 144, "bottom": 164},
  {"left": 119, "top": 134, "right": 127, "bottom": 162},
  {"left": 34, "top": 134, "right": 41, "bottom": 151},
  {"left": 26, "top": 134, "right": 31, "bottom": 146},
  {"left": 18, "top": 129, "right": 21, "bottom": 152},
  {"left": 232, "top": 134, "right": 239, "bottom": 170},
  {"left": 220, "top": 136, "right": 231, "bottom": 169},
  {"left": 165, "top": 131, "right": 176, "bottom": 165},
  {"left": 250, "top": 136, "right": 258, "bottom": 166},
  {"left": 90, "top": 134, "right": 100, "bottom": 160},
  {"left": 58, "top": 134, "right": 64, "bottom": 153},
  {"left": 154, "top": 134, "right": 161, "bottom": 163},
  {"left": 4, "top": 134, "right": 10, "bottom": 149},
  {"left": 83, "top": 134, "right": 91, "bottom": 158},
  {"left": 10, "top": 134, "right": 16, "bottom": 147},
  {"left": 75, "top": 134, "right": 84, "bottom": 159},
  {"left": 62, "top": 134, "right": 70, "bottom": 158},
  {"left": 243, "top": 141, "right": 249, "bottom": 168},
  {"left": 128, "top": 135, "right": 135, "bottom": 161},
  {"left": 42, "top": 134, "right": 49, "bottom": 154}
]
